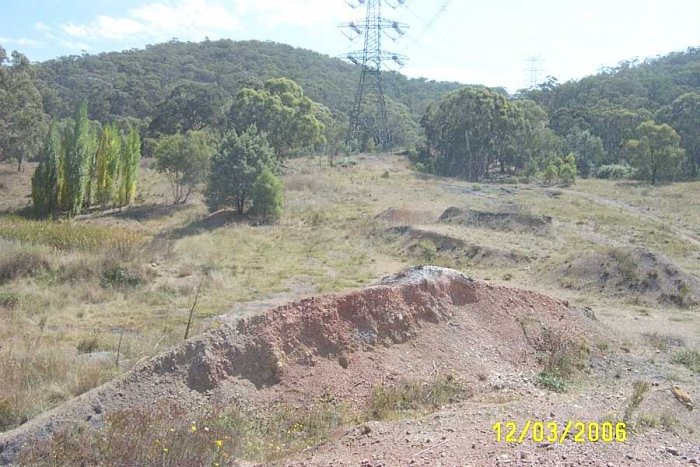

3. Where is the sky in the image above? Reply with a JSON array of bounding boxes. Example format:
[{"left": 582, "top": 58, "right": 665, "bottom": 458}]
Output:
[{"left": 1, "top": 0, "right": 699, "bottom": 92}]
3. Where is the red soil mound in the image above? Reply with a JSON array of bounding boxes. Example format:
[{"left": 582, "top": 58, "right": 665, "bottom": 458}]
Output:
[{"left": 0, "top": 267, "right": 586, "bottom": 464}]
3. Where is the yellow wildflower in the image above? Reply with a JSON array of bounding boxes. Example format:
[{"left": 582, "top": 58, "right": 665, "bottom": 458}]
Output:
[{"left": 215, "top": 439, "right": 223, "bottom": 448}]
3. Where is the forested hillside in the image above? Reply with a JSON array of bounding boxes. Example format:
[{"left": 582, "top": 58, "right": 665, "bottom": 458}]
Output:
[
  {"left": 523, "top": 47, "right": 700, "bottom": 178},
  {"left": 32, "top": 39, "right": 461, "bottom": 132}
]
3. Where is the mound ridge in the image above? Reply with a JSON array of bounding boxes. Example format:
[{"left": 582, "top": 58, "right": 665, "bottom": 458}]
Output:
[
  {"left": 389, "top": 226, "right": 531, "bottom": 266},
  {"left": 554, "top": 247, "right": 700, "bottom": 306},
  {"left": 439, "top": 206, "right": 552, "bottom": 234},
  {"left": 0, "top": 267, "right": 586, "bottom": 465}
]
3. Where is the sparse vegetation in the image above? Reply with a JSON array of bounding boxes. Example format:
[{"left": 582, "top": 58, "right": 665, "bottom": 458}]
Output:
[
  {"left": 623, "top": 380, "right": 650, "bottom": 423},
  {"left": 367, "top": 373, "right": 469, "bottom": 420},
  {"left": 672, "top": 349, "right": 700, "bottom": 373}
]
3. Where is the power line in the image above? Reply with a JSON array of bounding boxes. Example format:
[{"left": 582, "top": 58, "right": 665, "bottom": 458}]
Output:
[
  {"left": 340, "top": 0, "right": 409, "bottom": 150},
  {"left": 402, "top": 0, "right": 454, "bottom": 51}
]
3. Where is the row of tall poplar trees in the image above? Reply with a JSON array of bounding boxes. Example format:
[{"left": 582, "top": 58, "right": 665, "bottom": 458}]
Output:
[{"left": 31, "top": 103, "right": 141, "bottom": 217}]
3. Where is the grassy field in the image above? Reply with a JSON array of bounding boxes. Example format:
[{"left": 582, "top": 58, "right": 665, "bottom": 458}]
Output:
[{"left": 1, "top": 154, "right": 699, "bottom": 433}]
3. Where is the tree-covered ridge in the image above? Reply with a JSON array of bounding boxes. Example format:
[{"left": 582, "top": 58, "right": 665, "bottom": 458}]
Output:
[
  {"left": 32, "top": 39, "right": 463, "bottom": 127},
  {"left": 524, "top": 47, "right": 700, "bottom": 177}
]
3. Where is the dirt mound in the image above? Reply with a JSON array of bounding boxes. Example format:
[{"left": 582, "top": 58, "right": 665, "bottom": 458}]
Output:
[
  {"left": 375, "top": 207, "right": 434, "bottom": 225},
  {"left": 389, "top": 226, "right": 531, "bottom": 267},
  {"left": 0, "top": 267, "right": 584, "bottom": 464},
  {"left": 439, "top": 206, "right": 552, "bottom": 234},
  {"left": 554, "top": 247, "right": 700, "bottom": 306}
]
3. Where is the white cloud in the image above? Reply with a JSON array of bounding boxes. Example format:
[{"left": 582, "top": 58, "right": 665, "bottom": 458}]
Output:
[
  {"left": 58, "top": 0, "right": 241, "bottom": 43},
  {"left": 236, "top": 0, "right": 349, "bottom": 28},
  {"left": 0, "top": 37, "right": 43, "bottom": 48}
]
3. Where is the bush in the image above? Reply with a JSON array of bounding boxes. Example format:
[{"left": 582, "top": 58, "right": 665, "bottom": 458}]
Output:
[
  {"left": 250, "top": 168, "right": 284, "bottom": 222},
  {"left": 76, "top": 337, "right": 102, "bottom": 354},
  {"left": 0, "top": 249, "right": 50, "bottom": 284},
  {"left": 101, "top": 264, "right": 146, "bottom": 288},
  {"left": 0, "top": 292, "right": 20, "bottom": 309},
  {"left": 537, "top": 372, "right": 567, "bottom": 393},
  {"left": 595, "top": 164, "right": 633, "bottom": 180}
]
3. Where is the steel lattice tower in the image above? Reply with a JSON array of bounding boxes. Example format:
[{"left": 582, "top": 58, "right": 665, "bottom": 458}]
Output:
[{"left": 341, "top": 0, "right": 408, "bottom": 150}]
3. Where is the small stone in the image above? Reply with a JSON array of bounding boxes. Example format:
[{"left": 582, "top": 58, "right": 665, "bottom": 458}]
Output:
[
  {"left": 607, "top": 463, "right": 616, "bottom": 467},
  {"left": 626, "top": 453, "right": 634, "bottom": 460},
  {"left": 689, "top": 458, "right": 698, "bottom": 464},
  {"left": 666, "top": 446, "right": 679, "bottom": 456}
]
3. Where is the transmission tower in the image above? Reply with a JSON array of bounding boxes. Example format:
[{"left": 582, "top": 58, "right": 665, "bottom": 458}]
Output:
[
  {"left": 340, "top": 0, "right": 408, "bottom": 150},
  {"left": 525, "top": 55, "right": 543, "bottom": 89}
]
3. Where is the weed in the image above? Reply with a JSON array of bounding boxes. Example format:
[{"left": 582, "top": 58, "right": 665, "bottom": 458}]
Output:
[
  {"left": 101, "top": 264, "right": 146, "bottom": 288},
  {"left": 671, "top": 349, "right": 700, "bottom": 373},
  {"left": 367, "top": 373, "right": 469, "bottom": 420},
  {"left": 76, "top": 337, "right": 101, "bottom": 354},
  {"left": 0, "top": 291, "right": 20, "bottom": 309},
  {"left": 623, "top": 380, "right": 650, "bottom": 422},
  {"left": 537, "top": 372, "right": 567, "bottom": 393},
  {"left": 414, "top": 239, "right": 438, "bottom": 263}
]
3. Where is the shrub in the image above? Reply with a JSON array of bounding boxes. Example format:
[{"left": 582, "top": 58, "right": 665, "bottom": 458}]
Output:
[
  {"left": 101, "top": 264, "right": 146, "bottom": 288},
  {"left": 537, "top": 372, "right": 566, "bottom": 393},
  {"left": 76, "top": 337, "right": 101, "bottom": 354},
  {"left": 595, "top": 164, "right": 633, "bottom": 180},
  {"left": 0, "top": 292, "right": 20, "bottom": 309},
  {"left": 672, "top": 349, "right": 700, "bottom": 373},
  {"left": 0, "top": 249, "right": 50, "bottom": 284},
  {"left": 250, "top": 167, "right": 284, "bottom": 222}
]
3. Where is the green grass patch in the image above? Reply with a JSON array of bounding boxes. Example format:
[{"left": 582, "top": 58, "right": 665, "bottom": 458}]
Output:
[{"left": 0, "top": 217, "right": 147, "bottom": 253}]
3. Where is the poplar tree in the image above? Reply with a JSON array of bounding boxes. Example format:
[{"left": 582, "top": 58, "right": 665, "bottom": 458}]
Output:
[
  {"left": 63, "top": 103, "right": 97, "bottom": 216},
  {"left": 31, "top": 121, "right": 62, "bottom": 217},
  {"left": 94, "top": 124, "right": 121, "bottom": 209},
  {"left": 119, "top": 128, "right": 141, "bottom": 207}
]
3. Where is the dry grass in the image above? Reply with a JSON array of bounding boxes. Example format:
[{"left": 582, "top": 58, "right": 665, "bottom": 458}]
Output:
[{"left": 1, "top": 156, "right": 700, "bottom": 443}]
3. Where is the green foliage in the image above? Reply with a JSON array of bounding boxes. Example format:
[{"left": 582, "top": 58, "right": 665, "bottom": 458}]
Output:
[
  {"left": 595, "top": 164, "right": 633, "bottom": 180},
  {"left": 625, "top": 120, "right": 684, "bottom": 184},
  {"left": 537, "top": 372, "right": 567, "bottom": 393},
  {"left": 0, "top": 217, "right": 146, "bottom": 253},
  {"left": 205, "top": 128, "right": 275, "bottom": 214},
  {"left": 119, "top": 128, "right": 141, "bottom": 207},
  {"left": 62, "top": 103, "right": 97, "bottom": 216},
  {"left": 250, "top": 167, "right": 284, "bottom": 222},
  {"left": 31, "top": 121, "right": 62, "bottom": 217},
  {"left": 228, "top": 78, "right": 326, "bottom": 159},
  {"left": 525, "top": 49, "right": 700, "bottom": 179},
  {"left": 543, "top": 163, "right": 558, "bottom": 185},
  {"left": 94, "top": 124, "right": 121, "bottom": 209},
  {"left": 0, "top": 47, "right": 48, "bottom": 171},
  {"left": 421, "top": 87, "right": 550, "bottom": 181},
  {"left": 559, "top": 153, "right": 578, "bottom": 186},
  {"left": 564, "top": 127, "right": 604, "bottom": 178},
  {"left": 149, "top": 82, "right": 227, "bottom": 135},
  {"left": 671, "top": 349, "right": 700, "bottom": 373},
  {"left": 155, "top": 131, "right": 213, "bottom": 204}
]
